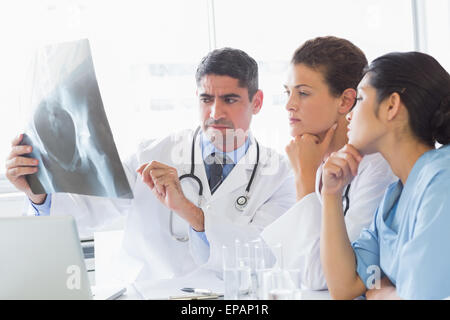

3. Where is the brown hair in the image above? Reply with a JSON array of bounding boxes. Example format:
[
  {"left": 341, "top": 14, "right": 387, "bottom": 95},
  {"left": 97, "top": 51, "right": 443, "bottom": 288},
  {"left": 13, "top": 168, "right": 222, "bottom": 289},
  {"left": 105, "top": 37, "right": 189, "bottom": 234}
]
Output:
[{"left": 291, "top": 36, "right": 368, "bottom": 98}]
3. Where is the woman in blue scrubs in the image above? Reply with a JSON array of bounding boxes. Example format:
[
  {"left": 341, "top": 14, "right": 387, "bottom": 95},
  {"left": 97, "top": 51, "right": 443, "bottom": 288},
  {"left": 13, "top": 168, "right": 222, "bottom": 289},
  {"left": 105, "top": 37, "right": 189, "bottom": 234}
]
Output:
[{"left": 320, "top": 51, "right": 450, "bottom": 300}]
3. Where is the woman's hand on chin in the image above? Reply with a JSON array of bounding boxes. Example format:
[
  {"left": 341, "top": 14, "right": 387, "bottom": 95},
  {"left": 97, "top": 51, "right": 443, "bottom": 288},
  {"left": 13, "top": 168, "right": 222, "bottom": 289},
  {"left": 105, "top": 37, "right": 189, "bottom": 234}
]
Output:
[
  {"left": 321, "top": 144, "right": 363, "bottom": 196},
  {"left": 286, "top": 124, "right": 337, "bottom": 200}
]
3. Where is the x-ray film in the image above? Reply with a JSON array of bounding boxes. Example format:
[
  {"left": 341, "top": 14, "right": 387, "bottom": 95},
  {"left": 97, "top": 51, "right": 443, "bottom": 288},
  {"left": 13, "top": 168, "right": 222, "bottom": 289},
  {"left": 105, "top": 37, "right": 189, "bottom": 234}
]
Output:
[{"left": 22, "top": 39, "right": 133, "bottom": 199}]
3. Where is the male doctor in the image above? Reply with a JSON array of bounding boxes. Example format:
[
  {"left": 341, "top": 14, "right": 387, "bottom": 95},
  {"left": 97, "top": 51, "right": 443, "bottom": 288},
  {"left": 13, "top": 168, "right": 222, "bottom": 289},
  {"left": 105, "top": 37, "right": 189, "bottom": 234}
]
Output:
[{"left": 6, "top": 47, "right": 296, "bottom": 283}]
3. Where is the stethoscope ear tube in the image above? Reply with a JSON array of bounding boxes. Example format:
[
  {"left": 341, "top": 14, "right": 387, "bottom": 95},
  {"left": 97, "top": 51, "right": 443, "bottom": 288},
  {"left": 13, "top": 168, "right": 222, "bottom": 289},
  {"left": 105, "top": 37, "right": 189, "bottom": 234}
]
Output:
[
  {"left": 234, "top": 141, "right": 259, "bottom": 212},
  {"left": 343, "top": 183, "right": 351, "bottom": 216},
  {"left": 179, "top": 173, "right": 203, "bottom": 197}
]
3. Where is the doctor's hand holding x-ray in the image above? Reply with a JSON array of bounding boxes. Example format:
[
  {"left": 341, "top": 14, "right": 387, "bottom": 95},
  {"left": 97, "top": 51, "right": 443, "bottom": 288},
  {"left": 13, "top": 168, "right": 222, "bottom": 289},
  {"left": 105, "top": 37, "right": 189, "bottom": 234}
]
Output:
[{"left": 6, "top": 134, "right": 45, "bottom": 204}]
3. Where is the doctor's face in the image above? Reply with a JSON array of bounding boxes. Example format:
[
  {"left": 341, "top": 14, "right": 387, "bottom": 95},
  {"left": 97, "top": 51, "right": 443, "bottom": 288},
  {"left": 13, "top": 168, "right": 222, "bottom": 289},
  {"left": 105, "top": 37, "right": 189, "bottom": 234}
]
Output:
[
  {"left": 347, "top": 74, "right": 386, "bottom": 155},
  {"left": 197, "top": 74, "right": 262, "bottom": 151},
  {"left": 284, "top": 63, "right": 341, "bottom": 139}
]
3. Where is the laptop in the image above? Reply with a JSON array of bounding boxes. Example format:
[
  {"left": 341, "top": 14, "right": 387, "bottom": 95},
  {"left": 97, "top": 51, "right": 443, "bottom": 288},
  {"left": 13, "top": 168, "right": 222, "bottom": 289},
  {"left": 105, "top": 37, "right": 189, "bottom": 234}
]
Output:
[{"left": 0, "top": 216, "right": 125, "bottom": 300}]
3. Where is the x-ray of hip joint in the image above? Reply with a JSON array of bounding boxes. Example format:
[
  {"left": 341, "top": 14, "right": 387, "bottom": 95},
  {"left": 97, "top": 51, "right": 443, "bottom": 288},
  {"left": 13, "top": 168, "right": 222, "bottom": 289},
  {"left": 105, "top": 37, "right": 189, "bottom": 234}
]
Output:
[{"left": 21, "top": 39, "right": 133, "bottom": 199}]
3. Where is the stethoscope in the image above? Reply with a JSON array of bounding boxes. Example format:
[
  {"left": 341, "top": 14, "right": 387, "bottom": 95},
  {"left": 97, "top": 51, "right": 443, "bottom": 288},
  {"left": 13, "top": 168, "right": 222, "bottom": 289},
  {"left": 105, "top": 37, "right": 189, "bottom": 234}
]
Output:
[
  {"left": 169, "top": 126, "right": 260, "bottom": 242},
  {"left": 343, "top": 183, "right": 351, "bottom": 216}
]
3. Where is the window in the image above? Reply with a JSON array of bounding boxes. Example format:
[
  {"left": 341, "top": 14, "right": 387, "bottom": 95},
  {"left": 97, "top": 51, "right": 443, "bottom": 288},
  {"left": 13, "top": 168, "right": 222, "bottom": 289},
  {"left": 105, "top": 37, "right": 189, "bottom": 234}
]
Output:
[
  {"left": 214, "top": 0, "right": 415, "bottom": 153},
  {"left": 0, "top": 0, "right": 210, "bottom": 180},
  {"left": 1, "top": 0, "right": 448, "bottom": 195},
  {"left": 419, "top": 0, "right": 450, "bottom": 71}
]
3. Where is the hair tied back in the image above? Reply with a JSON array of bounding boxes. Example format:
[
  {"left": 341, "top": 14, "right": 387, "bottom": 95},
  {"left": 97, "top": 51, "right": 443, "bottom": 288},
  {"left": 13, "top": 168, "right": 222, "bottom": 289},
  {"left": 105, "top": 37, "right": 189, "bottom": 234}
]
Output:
[{"left": 432, "top": 92, "right": 450, "bottom": 145}]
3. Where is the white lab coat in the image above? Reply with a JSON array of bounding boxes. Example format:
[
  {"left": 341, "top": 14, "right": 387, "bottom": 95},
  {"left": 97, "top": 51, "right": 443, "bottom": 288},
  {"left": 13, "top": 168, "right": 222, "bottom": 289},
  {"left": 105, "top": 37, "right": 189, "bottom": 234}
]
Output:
[
  {"left": 261, "top": 152, "right": 397, "bottom": 290},
  {"left": 29, "top": 128, "right": 296, "bottom": 284}
]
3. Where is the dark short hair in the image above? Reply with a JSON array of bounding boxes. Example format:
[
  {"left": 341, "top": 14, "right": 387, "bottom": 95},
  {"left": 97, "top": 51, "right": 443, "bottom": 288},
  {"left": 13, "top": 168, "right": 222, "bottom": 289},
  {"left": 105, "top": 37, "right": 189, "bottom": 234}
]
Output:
[
  {"left": 291, "top": 36, "right": 368, "bottom": 98},
  {"left": 195, "top": 47, "right": 259, "bottom": 100},
  {"left": 365, "top": 51, "right": 450, "bottom": 146}
]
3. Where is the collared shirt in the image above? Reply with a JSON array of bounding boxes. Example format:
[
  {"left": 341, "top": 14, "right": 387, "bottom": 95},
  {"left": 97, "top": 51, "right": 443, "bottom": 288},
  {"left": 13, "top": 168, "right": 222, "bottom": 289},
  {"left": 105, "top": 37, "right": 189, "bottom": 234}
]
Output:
[
  {"left": 30, "top": 194, "right": 52, "bottom": 216},
  {"left": 200, "top": 131, "right": 251, "bottom": 183},
  {"left": 193, "top": 131, "right": 251, "bottom": 245}
]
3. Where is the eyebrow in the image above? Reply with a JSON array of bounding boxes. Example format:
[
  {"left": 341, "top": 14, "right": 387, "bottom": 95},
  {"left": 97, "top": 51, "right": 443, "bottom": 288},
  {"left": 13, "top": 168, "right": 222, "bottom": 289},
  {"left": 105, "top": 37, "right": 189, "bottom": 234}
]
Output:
[
  {"left": 199, "top": 93, "right": 241, "bottom": 99},
  {"left": 283, "top": 84, "right": 313, "bottom": 89}
]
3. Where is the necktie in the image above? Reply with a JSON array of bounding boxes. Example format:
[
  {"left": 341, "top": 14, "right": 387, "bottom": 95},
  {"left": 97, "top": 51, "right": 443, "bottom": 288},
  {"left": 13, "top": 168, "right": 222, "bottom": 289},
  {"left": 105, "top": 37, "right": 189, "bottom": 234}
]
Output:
[{"left": 207, "top": 152, "right": 225, "bottom": 194}]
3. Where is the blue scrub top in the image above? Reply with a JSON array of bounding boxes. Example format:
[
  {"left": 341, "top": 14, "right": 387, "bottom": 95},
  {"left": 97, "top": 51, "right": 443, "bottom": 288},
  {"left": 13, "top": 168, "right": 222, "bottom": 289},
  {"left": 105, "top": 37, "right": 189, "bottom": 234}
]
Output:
[{"left": 352, "top": 144, "right": 450, "bottom": 300}]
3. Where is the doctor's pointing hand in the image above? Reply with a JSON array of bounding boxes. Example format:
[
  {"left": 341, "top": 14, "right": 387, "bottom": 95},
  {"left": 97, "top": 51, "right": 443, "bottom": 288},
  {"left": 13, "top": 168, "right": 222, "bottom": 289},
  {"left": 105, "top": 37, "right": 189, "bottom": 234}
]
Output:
[{"left": 137, "top": 161, "right": 205, "bottom": 232}]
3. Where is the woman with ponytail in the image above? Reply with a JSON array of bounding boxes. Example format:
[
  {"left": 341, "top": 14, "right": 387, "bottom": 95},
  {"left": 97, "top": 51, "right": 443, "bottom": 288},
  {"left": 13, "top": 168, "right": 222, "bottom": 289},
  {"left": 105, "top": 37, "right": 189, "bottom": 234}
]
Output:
[{"left": 320, "top": 51, "right": 450, "bottom": 300}]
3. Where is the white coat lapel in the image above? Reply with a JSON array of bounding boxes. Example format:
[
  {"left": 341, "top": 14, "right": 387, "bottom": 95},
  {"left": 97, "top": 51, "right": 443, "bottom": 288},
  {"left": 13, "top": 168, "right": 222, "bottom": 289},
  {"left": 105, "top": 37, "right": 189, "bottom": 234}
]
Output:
[{"left": 192, "top": 131, "right": 212, "bottom": 201}]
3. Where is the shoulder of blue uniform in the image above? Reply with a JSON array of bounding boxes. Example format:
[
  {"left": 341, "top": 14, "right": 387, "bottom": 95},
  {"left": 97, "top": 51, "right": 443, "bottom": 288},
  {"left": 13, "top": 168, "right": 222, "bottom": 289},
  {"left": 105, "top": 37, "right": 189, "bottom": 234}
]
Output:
[{"left": 418, "top": 145, "right": 450, "bottom": 181}]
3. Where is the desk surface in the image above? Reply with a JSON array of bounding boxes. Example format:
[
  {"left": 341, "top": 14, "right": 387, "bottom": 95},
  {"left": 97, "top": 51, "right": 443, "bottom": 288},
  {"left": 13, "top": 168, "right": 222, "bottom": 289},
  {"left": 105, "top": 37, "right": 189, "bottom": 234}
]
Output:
[
  {"left": 118, "top": 284, "right": 331, "bottom": 300},
  {"left": 95, "top": 230, "right": 332, "bottom": 301},
  {"left": 117, "top": 284, "right": 144, "bottom": 300}
]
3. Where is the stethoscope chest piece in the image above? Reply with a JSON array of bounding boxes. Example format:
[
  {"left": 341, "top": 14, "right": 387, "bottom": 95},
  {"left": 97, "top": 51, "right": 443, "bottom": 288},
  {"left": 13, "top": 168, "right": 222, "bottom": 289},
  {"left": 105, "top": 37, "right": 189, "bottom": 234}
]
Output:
[{"left": 235, "top": 195, "right": 249, "bottom": 211}]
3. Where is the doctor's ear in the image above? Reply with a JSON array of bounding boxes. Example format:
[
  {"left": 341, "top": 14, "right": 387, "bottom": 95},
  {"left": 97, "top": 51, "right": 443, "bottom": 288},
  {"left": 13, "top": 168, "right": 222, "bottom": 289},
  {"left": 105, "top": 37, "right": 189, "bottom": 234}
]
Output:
[
  {"left": 338, "top": 88, "right": 357, "bottom": 115},
  {"left": 251, "top": 90, "right": 263, "bottom": 115}
]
